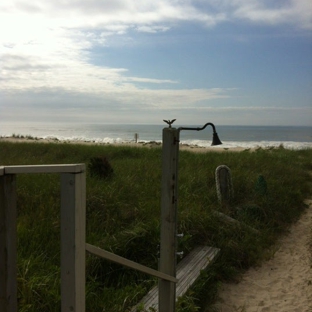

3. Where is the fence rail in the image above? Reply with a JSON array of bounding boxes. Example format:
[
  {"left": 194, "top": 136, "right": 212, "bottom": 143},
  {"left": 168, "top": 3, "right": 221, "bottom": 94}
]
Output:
[{"left": 86, "top": 243, "right": 177, "bottom": 283}]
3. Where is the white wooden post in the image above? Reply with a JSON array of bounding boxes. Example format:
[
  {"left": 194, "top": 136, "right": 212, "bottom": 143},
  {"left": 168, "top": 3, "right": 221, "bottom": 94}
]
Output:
[
  {"left": 0, "top": 173, "right": 17, "bottom": 312},
  {"left": 159, "top": 127, "right": 179, "bottom": 312},
  {"left": 61, "top": 170, "right": 86, "bottom": 312}
]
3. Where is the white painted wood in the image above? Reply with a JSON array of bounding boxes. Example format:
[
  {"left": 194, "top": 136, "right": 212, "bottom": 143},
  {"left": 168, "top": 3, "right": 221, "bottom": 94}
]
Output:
[
  {"left": 0, "top": 174, "right": 17, "bottom": 312},
  {"left": 133, "top": 246, "right": 220, "bottom": 311},
  {"left": 0, "top": 164, "right": 87, "bottom": 311},
  {"left": 4, "top": 164, "right": 85, "bottom": 174},
  {"left": 159, "top": 127, "right": 180, "bottom": 312},
  {"left": 86, "top": 243, "right": 178, "bottom": 283},
  {"left": 61, "top": 170, "right": 86, "bottom": 312}
]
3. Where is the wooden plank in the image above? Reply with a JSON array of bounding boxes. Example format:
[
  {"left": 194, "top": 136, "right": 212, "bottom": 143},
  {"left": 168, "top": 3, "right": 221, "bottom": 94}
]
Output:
[
  {"left": 0, "top": 167, "right": 4, "bottom": 176},
  {"left": 86, "top": 244, "right": 178, "bottom": 283},
  {"left": 158, "top": 127, "right": 180, "bottom": 312},
  {"left": 4, "top": 164, "right": 85, "bottom": 174},
  {"left": 133, "top": 246, "right": 220, "bottom": 311},
  {"left": 60, "top": 171, "right": 86, "bottom": 312},
  {"left": 0, "top": 174, "right": 17, "bottom": 312},
  {"left": 176, "top": 246, "right": 219, "bottom": 296},
  {"left": 212, "top": 210, "right": 259, "bottom": 234}
]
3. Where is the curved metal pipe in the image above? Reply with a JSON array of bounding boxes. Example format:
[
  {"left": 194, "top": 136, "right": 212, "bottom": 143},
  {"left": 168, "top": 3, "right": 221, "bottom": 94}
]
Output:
[
  {"left": 178, "top": 122, "right": 222, "bottom": 146},
  {"left": 178, "top": 122, "right": 216, "bottom": 133}
]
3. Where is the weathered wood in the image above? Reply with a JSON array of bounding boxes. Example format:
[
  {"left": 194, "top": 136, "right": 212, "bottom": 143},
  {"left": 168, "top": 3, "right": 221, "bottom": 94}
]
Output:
[
  {"left": 133, "top": 246, "right": 220, "bottom": 311},
  {"left": 0, "top": 174, "right": 17, "bottom": 312},
  {"left": 215, "top": 165, "right": 233, "bottom": 208},
  {"left": 176, "top": 246, "right": 219, "bottom": 296},
  {"left": 61, "top": 171, "right": 86, "bottom": 312},
  {"left": 212, "top": 210, "right": 259, "bottom": 234},
  {"left": 4, "top": 164, "right": 84, "bottom": 174},
  {"left": 86, "top": 243, "right": 178, "bottom": 283},
  {"left": 0, "top": 164, "right": 87, "bottom": 311},
  {"left": 158, "top": 127, "right": 180, "bottom": 312}
]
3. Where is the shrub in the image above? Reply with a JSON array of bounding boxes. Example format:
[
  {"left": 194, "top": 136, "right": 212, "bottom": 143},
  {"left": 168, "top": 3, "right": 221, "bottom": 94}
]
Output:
[{"left": 88, "top": 156, "right": 114, "bottom": 179}]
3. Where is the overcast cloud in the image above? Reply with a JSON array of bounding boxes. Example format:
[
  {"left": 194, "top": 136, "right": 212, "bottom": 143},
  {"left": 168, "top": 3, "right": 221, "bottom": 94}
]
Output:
[{"left": 0, "top": 0, "right": 311, "bottom": 125}]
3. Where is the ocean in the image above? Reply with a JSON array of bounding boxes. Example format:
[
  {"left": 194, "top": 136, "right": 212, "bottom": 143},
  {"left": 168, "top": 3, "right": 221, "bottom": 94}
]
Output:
[{"left": 1, "top": 121, "right": 311, "bottom": 150}]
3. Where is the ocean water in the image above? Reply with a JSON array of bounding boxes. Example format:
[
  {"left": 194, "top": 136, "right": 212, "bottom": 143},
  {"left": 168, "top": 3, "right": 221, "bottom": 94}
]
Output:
[{"left": 0, "top": 121, "right": 311, "bottom": 150}]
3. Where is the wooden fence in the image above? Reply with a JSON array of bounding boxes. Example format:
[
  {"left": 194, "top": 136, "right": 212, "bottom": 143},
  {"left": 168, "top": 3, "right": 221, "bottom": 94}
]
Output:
[
  {"left": 0, "top": 163, "right": 179, "bottom": 312},
  {"left": 0, "top": 164, "right": 86, "bottom": 312},
  {"left": 0, "top": 125, "right": 220, "bottom": 311}
]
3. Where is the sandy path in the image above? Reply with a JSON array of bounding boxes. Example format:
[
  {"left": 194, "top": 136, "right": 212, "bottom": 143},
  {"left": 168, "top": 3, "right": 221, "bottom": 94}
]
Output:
[{"left": 215, "top": 199, "right": 312, "bottom": 312}]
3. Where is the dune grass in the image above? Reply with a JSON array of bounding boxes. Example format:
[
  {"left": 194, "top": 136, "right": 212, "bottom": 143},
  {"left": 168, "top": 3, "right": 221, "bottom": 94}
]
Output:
[{"left": 0, "top": 141, "right": 311, "bottom": 311}]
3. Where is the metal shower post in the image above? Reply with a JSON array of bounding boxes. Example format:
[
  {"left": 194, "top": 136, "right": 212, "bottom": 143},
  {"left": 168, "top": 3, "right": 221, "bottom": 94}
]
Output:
[{"left": 158, "top": 120, "right": 222, "bottom": 311}]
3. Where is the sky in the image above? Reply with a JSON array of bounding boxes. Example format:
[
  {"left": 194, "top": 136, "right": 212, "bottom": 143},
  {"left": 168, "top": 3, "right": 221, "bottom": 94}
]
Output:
[{"left": 0, "top": 0, "right": 311, "bottom": 126}]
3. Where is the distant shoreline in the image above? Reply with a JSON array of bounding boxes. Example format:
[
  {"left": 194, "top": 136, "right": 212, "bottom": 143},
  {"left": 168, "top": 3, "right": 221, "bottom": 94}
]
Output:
[
  {"left": 1, "top": 123, "right": 311, "bottom": 150},
  {"left": 0, "top": 136, "right": 253, "bottom": 153},
  {"left": 3, "top": 136, "right": 312, "bottom": 152}
]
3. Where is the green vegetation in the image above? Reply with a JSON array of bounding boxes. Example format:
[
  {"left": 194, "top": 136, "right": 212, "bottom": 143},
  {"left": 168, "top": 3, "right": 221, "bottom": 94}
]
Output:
[
  {"left": 0, "top": 141, "right": 311, "bottom": 311},
  {"left": 10, "top": 134, "right": 38, "bottom": 140}
]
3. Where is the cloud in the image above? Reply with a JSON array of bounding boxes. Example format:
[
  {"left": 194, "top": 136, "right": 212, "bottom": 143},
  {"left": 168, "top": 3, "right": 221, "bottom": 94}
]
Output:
[
  {"left": 0, "top": 0, "right": 311, "bottom": 126},
  {"left": 1, "top": 1, "right": 310, "bottom": 60},
  {"left": 230, "top": 0, "right": 312, "bottom": 29},
  {"left": 136, "top": 25, "right": 171, "bottom": 33},
  {"left": 2, "top": 89, "right": 310, "bottom": 126},
  {"left": 1, "top": 85, "right": 233, "bottom": 112},
  {"left": 191, "top": 105, "right": 312, "bottom": 112}
]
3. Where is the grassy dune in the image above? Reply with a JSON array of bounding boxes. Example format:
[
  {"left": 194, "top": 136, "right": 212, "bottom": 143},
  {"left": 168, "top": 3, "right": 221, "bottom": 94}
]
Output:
[{"left": 0, "top": 141, "right": 311, "bottom": 311}]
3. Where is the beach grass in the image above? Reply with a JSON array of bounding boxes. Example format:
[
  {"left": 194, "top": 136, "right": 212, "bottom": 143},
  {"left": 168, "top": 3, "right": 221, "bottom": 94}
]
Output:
[{"left": 0, "top": 141, "right": 311, "bottom": 311}]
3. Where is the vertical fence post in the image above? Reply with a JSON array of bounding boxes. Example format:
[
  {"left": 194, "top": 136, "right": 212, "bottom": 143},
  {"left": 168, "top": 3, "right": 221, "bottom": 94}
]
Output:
[
  {"left": 0, "top": 173, "right": 17, "bottom": 312},
  {"left": 159, "top": 127, "right": 179, "bottom": 312},
  {"left": 61, "top": 168, "right": 86, "bottom": 312}
]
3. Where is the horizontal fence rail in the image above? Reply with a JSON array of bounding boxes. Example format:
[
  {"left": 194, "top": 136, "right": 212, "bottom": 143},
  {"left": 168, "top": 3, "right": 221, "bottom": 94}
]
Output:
[
  {"left": 86, "top": 243, "right": 178, "bottom": 283},
  {"left": 2, "top": 164, "right": 85, "bottom": 175}
]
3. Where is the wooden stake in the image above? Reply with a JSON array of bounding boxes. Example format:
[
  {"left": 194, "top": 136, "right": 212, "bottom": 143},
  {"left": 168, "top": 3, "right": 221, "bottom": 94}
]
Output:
[
  {"left": 61, "top": 171, "right": 86, "bottom": 312},
  {"left": 0, "top": 174, "right": 17, "bottom": 312},
  {"left": 159, "top": 127, "right": 179, "bottom": 312}
]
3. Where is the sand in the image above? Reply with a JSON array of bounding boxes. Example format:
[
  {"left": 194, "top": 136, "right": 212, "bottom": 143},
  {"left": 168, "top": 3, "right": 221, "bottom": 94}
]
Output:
[{"left": 215, "top": 198, "right": 312, "bottom": 312}]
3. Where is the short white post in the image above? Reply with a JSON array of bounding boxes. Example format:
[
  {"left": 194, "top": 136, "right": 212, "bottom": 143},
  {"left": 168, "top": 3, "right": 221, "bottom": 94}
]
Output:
[
  {"left": 61, "top": 170, "right": 86, "bottom": 312},
  {"left": 0, "top": 174, "right": 17, "bottom": 312},
  {"left": 159, "top": 127, "right": 179, "bottom": 312}
]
